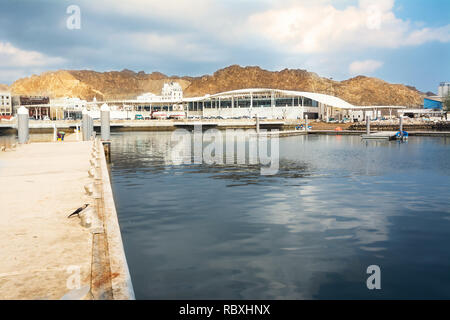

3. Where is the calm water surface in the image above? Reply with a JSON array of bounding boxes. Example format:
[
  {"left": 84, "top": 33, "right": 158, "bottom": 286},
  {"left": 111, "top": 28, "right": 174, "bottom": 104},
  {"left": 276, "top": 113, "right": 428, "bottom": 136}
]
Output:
[{"left": 109, "top": 132, "right": 450, "bottom": 299}]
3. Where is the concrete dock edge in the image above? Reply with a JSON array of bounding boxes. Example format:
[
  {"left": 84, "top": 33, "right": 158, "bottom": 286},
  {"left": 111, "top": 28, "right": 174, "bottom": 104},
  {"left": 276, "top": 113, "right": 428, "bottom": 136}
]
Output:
[{"left": 98, "top": 140, "right": 135, "bottom": 300}]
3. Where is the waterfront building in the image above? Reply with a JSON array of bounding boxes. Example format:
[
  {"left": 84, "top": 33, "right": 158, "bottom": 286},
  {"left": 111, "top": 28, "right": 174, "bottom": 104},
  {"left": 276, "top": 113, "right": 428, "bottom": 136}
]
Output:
[
  {"left": 0, "top": 91, "right": 12, "bottom": 116},
  {"left": 438, "top": 82, "right": 450, "bottom": 98},
  {"left": 183, "top": 89, "right": 406, "bottom": 121},
  {"left": 89, "top": 88, "right": 407, "bottom": 121},
  {"left": 137, "top": 82, "right": 183, "bottom": 102},
  {"left": 50, "top": 97, "right": 87, "bottom": 120},
  {"left": 162, "top": 82, "right": 183, "bottom": 101},
  {"left": 424, "top": 96, "right": 443, "bottom": 109},
  {"left": 401, "top": 108, "right": 443, "bottom": 118},
  {"left": 137, "top": 92, "right": 158, "bottom": 101},
  {"left": 421, "top": 82, "right": 449, "bottom": 110},
  {"left": 13, "top": 95, "right": 50, "bottom": 119}
]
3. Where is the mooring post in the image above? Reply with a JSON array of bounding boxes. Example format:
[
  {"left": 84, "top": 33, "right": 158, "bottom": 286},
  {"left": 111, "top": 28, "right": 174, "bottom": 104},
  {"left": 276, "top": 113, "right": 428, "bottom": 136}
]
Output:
[
  {"left": 256, "top": 115, "right": 260, "bottom": 134},
  {"left": 399, "top": 115, "right": 403, "bottom": 137},
  {"left": 53, "top": 123, "right": 57, "bottom": 142},
  {"left": 82, "top": 108, "right": 88, "bottom": 141},
  {"left": 17, "top": 106, "right": 29, "bottom": 144},
  {"left": 87, "top": 114, "right": 94, "bottom": 140},
  {"left": 89, "top": 115, "right": 95, "bottom": 139},
  {"left": 76, "top": 123, "right": 80, "bottom": 141},
  {"left": 305, "top": 114, "right": 309, "bottom": 131},
  {"left": 103, "top": 142, "right": 111, "bottom": 163},
  {"left": 366, "top": 116, "right": 370, "bottom": 135},
  {"left": 101, "top": 103, "right": 111, "bottom": 141}
]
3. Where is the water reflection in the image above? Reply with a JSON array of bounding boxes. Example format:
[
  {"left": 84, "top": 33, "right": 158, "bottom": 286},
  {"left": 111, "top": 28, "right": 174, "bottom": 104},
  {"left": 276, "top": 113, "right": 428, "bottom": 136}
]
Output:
[{"left": 110, "top": 132, "right": 450, "bottom": 299}]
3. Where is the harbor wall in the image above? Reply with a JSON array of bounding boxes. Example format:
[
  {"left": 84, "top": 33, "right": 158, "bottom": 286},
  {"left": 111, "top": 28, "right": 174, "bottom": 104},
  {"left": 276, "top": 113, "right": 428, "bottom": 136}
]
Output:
[{"left": 97, "top": 140, "right": 135, "bottom": 299}]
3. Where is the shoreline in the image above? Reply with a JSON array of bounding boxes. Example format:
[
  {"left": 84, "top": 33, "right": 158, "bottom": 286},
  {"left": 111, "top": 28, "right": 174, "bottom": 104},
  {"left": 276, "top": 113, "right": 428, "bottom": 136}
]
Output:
[{"left": 1, "top": 119, "right": 450, "bottom": 136}]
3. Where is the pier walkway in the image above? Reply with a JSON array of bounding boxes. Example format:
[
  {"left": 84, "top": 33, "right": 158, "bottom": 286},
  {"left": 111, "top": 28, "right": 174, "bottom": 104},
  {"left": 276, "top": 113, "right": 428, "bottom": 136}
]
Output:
[{"left": 0, "top": 140, "right": 133, "bottom": 299}]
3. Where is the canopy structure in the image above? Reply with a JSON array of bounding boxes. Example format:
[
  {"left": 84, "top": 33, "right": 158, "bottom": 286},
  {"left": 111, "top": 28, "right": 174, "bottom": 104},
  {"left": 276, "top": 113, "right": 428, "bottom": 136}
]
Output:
[
  {"left": 87, "top": 88, "right": 410, "bottom": 120},
  {"left": 188, "top": 88, "right": 355, "bottom": 110}
]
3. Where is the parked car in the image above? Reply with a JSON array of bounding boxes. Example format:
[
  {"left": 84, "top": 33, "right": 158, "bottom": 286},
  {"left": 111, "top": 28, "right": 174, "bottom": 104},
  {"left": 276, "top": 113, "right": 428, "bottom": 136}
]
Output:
[
  {"left": 43, "top": 116, "right": 50, "bottom": 121},
  {"left": 135, "top": 114, "right": 144, "bottom": 120}
]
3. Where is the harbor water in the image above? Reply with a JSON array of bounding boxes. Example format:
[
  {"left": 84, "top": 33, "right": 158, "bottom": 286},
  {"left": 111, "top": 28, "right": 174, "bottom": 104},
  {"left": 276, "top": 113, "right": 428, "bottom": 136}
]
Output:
[{"left": 104, "top": 132, "right": 450, "bottom": 298}]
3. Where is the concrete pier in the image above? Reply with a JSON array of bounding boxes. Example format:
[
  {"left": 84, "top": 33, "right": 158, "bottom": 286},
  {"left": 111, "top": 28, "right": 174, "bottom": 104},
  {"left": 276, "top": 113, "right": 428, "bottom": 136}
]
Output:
[{"left": 0, "top": 140, "right": 133, "bottom": 299}]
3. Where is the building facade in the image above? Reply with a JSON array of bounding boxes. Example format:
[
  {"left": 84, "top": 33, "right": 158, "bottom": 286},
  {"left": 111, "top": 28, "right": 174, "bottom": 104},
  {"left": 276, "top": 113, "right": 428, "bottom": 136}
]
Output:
[
  {"left": 424, "top": 97, "right": 443, "bottom": 109},
  {"left": 162, "top": 82, "right": 183, "bottom": 101},
  {"left": 0, "top": 91, "right": 12, "bottom": 116},
  {"left": 94, "top": 88, "right": 406, "bottom": 121},
  {"left": 438, "top": 82, "right": 450, "bottom": 98},
  {"left": 183, "top": 88, "right": 404, "bottom": 121},
  {"left": 14, "top": 95, "right": 50, "bottom": 119},
  {"left": 50, "top": 97, "right": 87, "bottom": 120},
  {"left": 136, "top": 82, "right": 183, "bottom": 102}
]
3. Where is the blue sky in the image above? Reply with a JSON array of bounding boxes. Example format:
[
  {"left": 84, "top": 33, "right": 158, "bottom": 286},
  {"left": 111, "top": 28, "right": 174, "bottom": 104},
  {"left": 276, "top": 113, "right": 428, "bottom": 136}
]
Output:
[{"left": 0, "top": 0, "right": 448, "bottom": 92}]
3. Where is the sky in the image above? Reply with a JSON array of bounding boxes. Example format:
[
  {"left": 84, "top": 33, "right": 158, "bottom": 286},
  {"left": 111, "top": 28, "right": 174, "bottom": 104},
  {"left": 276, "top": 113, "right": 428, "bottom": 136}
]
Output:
[{"left": 0, "top": 0, "right": 449, "bottom": 92}]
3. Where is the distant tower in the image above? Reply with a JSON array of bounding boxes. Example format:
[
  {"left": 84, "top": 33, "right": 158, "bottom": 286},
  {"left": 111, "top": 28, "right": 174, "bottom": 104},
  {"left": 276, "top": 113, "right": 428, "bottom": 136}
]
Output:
[{"left": 438, "top": 82, "right": 450, "bottom": 97}]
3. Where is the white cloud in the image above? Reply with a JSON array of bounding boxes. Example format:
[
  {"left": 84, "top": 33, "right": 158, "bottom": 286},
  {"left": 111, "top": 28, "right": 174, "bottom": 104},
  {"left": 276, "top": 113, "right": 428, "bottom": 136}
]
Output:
[
  {"left": 0, "top": 42, "right": 65, "bottom": 67},
  {"left": 404, "top": 25, "right": 450, "bottom": 45},
  {"left": 90, "top": 0, "right": 212, "bottom": 20},
  {"left": 119, "top": 32, "right": 226, "bottom": 63},
  {"left": 87, "top": 0, "right": 253, "bottom": 44},
  {"left": 246, "top": 0, "right": 450, "bottom": 54},
  {"left": 349, "top": 59, "right": 384, "bottom": 75},
  {"left": 84, "top": 0, "right": 450, "bottom": 74},
  {"left": 0, "top": 42, "right": 66, "bottom": 83}
]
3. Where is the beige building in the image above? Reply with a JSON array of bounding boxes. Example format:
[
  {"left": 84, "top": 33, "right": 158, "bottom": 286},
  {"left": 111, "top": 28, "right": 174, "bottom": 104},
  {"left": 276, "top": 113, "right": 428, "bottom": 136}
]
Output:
[{"left": 0, "top": 91, "right": 12, "bottom": 116}]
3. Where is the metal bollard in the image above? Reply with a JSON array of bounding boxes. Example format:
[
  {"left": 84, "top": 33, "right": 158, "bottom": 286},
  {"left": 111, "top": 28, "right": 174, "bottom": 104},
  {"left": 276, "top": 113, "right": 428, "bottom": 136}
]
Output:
[
  {"left": 256, "top": 115, "right": 260, "bottom": 134},
  {"left": 82, "top": 108, "right": 88, "bottom": 141},
  {"left": 86, "top": 114, "right": 94, "bottom": 140},
  {"left": 17, "top": 106, "right": 29, "bottom": 144},
  {"left": 53, "top": 123, "right": 57, "bottom": 142},
  {"left": 101, "top": 103, "right": 111, "bottom": 141},
  {"left": 366, "top": 116, "right": 370, "bottom": 135},
  {"left": 399, "top": 116, "right": 404, "bottom": 138}
]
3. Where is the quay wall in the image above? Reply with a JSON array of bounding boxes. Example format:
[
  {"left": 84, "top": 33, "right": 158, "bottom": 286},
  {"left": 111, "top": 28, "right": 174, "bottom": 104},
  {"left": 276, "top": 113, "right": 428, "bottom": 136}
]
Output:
[
  {"left": 0, "top": 139, "right": 135, "bottom": 300},
  {"left": 349, "top": 122, "right": 450, "bottom": 132},
  {"left": 97, "top": 141, "right": 135, "bottom": 299},
  {"left": 2, "top": 119, "right": 450, "bottom": 136}
]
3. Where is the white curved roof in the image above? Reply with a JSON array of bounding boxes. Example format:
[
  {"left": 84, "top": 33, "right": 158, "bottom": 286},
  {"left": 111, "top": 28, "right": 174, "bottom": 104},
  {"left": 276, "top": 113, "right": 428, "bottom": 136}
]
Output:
[
  {"left": 88, "top": 88, "right": 407, "bottom": 110},
  {"left": 187, "top": 88, "right": 356, "bottom": 109}
]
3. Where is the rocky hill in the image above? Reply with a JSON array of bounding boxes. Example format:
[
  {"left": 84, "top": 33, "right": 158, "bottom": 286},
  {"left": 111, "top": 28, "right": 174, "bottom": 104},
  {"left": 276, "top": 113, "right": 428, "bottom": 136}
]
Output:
[{"left": 10, "top": 65, "right": 423, "bottom": 106}]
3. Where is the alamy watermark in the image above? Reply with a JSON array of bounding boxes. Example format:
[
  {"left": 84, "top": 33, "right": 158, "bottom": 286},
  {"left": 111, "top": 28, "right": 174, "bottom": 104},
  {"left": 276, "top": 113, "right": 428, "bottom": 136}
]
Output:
[
  {"left": 166, "top": 126, "right": 279, "bottom": 176},
  {"left": 366, "top": 265, "right": 381, "bottom": 290},
  {"left": 66, "top": 265, "right": 81, "bottom": 290},
  {"left": 66, "top": 5, "right": 81, "bottom": 30}
]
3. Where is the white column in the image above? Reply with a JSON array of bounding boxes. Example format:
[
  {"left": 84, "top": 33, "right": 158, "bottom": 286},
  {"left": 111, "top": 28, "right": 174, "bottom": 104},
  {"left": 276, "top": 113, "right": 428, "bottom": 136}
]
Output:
[
  {"left": 17, "top": 106, "right": 29, "bottom": 144},
  {"left": 101, "top": 103, "right": 110, "bottom": 141},
  {"left": 82, "top": 107, "right": 88, "bottom": 141}
]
